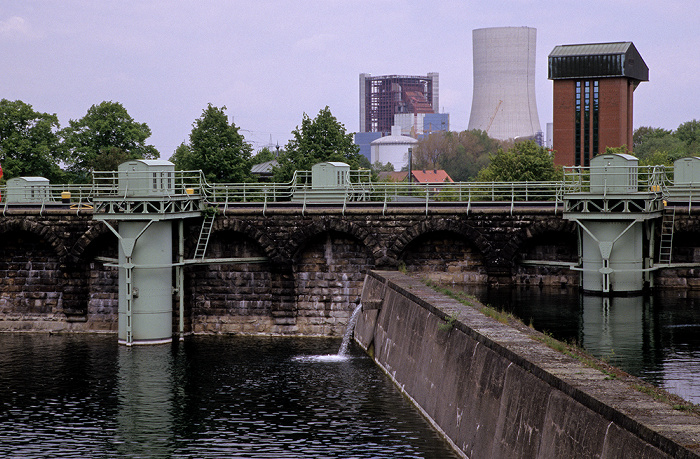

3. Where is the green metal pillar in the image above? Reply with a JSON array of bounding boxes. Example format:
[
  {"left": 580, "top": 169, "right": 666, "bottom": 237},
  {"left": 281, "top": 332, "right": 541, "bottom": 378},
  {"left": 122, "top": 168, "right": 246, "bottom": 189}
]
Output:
[{"left": 117, "top": 220, "right": 173, "bottom": 345}]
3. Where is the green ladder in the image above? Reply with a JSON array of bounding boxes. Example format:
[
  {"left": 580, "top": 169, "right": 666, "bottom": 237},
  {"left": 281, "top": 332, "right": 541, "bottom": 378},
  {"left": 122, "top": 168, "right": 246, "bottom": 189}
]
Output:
[
  {"left": 194, "top": 214, "right": 216, "bottom": 260},
  {"left": 658, "top": 207, "right": 675, "bottom": 265}
]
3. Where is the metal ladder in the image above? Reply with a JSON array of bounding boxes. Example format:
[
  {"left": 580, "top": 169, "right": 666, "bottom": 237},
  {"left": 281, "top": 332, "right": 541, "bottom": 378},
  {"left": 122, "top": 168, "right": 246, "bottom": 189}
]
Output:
[
  {"left": 194, "top": 214, "right": 216, "bottom": 260},
  {"left": 658, "top": 207, "right": 675, "bottom": 265}
]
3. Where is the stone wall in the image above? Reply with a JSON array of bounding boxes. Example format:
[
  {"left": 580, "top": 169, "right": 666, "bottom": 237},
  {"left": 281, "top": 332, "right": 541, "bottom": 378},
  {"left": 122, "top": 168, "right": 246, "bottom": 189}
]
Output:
[
  {"left": 1, "top": 206, "right": 700, "bottom": 336},
  {"left": 355, "top": 270, "right": 700, "bottom": 458}
]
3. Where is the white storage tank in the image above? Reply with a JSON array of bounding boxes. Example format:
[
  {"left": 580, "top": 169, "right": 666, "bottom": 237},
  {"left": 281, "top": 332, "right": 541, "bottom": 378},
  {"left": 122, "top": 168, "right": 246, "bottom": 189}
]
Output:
[
  {"left": 370, "top": 126, "right": 418, "bottom": 170},
  {"left": 118, "top": 159, "right": 175, "bottom": 197}
]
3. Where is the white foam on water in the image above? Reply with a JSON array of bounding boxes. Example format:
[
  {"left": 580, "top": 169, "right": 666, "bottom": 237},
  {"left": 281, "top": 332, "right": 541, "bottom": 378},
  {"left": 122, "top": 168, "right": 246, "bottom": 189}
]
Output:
[{"left": 293, "top": 303, "right": 364, "bottom": 363}]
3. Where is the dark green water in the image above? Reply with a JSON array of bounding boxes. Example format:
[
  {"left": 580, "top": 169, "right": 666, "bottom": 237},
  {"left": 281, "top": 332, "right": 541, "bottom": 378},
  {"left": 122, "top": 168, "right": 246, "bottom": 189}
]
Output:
[
  {"left": 464, "top": 285, "right": 700, "bottom": 404},
  {"left": 0, "top": 335, "right": 458, "bottom": 458}
]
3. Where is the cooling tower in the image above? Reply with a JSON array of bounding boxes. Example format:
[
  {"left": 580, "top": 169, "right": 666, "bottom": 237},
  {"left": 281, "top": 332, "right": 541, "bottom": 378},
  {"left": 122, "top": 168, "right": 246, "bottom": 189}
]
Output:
[{"left": 468, "top": 27, "right": 541, "bottom": 141}]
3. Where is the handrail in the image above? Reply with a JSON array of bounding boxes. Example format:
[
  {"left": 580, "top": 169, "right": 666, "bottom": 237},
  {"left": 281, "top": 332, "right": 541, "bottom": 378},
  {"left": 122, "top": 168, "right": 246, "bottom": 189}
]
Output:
[{"left": 4, "top": 163, "right": 700, "bottom": 213}]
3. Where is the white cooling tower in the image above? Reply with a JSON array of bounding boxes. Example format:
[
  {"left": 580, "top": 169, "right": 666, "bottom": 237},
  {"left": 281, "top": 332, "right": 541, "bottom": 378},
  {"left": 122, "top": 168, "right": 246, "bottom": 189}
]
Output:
[{"left": 468, "top": 27, "right": 541, "bottom": 141}]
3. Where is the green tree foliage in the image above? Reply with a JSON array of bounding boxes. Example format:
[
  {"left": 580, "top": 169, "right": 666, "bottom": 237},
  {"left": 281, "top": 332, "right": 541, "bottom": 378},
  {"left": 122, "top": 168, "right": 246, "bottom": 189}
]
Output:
[
  {"left": 675, "top": 119, "right": 700, "bottom": 156},
  {"left": 372, "top": 161, "right": 395, "bottom": 173},
  {"left": 170, "top": 104, "right": 253, "bottom": 183},
  {"left": 251, "top": 146, "right": 277, "bottom": 165},
  {"left": 0, "top": 99, "right": 65, "bottom": 181},
  {"left": 412, "top": 130, "right": 502, "bottom": 181},
  {"left": 633, "top": 126, "right": 671, "bottom": 150},
  {"left": 477, "top": 140, "right": 562, "bottom": 182},
  {"left": 61, "top": 101, "right": 158, "bottom": 181},
  {"left": 273, "top": 106, "right": 361, "bottom": 182},
  {"left": 632, "top": 121, "right": 700, "bottom": 166}
]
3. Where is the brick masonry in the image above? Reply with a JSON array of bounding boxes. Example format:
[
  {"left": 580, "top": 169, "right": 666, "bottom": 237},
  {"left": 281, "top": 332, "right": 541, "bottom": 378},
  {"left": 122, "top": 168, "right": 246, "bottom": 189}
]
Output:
[{"left": 1, "top": 206, "right": 699, "bottom": 336}]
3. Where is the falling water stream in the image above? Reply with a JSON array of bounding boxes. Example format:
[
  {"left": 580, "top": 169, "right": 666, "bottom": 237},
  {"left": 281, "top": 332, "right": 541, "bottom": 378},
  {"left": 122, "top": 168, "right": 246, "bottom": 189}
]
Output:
[
  {"left": 293, "top": 303, "right": 364, "bottom": 363},
  {"left": 338, "top": 303, "right": 364, "bottom": 356}
]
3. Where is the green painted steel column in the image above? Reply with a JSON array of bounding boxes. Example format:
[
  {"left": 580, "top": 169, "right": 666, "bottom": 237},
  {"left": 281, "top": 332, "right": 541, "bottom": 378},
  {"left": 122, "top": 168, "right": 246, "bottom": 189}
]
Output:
[
  {"left": 580, "top": 220, "right": 643, "bottom": 293},
  {"left": 118, "top": 220, "right": 173, "bottom": 345}
]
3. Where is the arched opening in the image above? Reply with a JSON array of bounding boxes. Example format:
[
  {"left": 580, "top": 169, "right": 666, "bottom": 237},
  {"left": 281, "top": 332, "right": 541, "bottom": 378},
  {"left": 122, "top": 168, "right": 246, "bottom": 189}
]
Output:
[
  {"left": 399, "top": 230, "right": 487, "bottom": 284},
  {"left": 292, "top": 230, "right": 374, "bottom": 336},
  {"left": 513, "top": 231, "right": 579, "bottom": 287}
]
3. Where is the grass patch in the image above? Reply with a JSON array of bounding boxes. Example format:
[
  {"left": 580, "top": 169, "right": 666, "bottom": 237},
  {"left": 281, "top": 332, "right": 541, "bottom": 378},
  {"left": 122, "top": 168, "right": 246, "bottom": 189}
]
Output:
[
  {"left": 425, "top": 279, "right": 515, "bottom": 325},
  {"left": 424, "top": 279, "right": 622, "bottom": 379},
  {"left": 631, "top": 383, "right": 700, "bottom": 414},
  {"left": 438, "top": 312, "right": 459, "bottom": 332}
]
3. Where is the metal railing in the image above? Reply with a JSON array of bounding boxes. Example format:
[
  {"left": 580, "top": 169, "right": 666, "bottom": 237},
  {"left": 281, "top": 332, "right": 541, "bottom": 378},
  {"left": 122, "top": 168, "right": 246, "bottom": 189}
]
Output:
[
  {"left": 4, "top": 164, "right": 700, "bottom": 214},
  {"left": 562, "top": 164, "right": 670, "bottom": 195}
]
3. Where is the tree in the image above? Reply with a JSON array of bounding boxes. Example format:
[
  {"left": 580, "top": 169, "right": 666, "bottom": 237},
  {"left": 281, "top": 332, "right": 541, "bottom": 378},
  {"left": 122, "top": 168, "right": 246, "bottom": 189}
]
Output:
[
  {"left": 675, "top": 119, "right": 700, "bottom": 156},
  {"left": 412, "top": 130, "right": 503, "bottom": 181},
  {"left": 633, "top": 126, "right": 671, "bottom": 151},
  {"left": 443, "top": 130, "right": 502, "bottom": 181},
  {"left": 170, "top": 104, "right": 253, "bottom": 183},
  {"left": 273, "top": 106, "right": 361, "bottom": 182},
  {"left": 477, "top": 140, "right": 562, "bottom": 182},
  {"left": 61, "top": 101, "right": 158, "bottom": 181},
  {"left": 0, "top": 99, "right": 65, "bottom": 181},
  {"left": 251, "top": 146, "right": 277, "bottom": 165},
  {"left": 372, "top": 161, "right": 395, "bottom": 173}
]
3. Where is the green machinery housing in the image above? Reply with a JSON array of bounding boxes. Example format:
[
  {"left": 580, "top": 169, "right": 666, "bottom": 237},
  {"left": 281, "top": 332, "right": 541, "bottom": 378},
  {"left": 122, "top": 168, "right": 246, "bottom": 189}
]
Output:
[
  {"left": 93, "top": 160, "right": 204, "bottom": 345},
  {"left": 562, "top": 153, "right": 696, "bottom": 294}
]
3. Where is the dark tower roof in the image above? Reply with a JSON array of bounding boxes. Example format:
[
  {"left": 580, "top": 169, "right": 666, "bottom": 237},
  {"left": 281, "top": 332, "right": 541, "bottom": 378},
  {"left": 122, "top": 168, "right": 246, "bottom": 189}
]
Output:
[{"left": 548, "top": 42, "right": 648, "bottom": 81}]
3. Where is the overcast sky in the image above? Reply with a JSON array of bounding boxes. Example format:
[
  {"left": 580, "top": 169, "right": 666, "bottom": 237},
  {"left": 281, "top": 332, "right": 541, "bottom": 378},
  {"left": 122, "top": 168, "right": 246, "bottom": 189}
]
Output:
[{"left": 2, "top": 1, "right": 698, "bottom": 157}]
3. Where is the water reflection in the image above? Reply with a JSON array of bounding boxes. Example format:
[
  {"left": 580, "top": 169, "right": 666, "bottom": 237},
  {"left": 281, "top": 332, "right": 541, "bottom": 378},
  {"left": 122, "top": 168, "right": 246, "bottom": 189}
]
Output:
[
  {"left": 580, "top": 296, "right": 649, "bottom": 375},
  {"left": 116, "top": 345, "right": 177, "bottom": 458},
  {"left": 464, "top": 285, "right": 700, "bottom": 403},
  {"left": 0, "top": 335, "right": 457, "bottom": 458}
]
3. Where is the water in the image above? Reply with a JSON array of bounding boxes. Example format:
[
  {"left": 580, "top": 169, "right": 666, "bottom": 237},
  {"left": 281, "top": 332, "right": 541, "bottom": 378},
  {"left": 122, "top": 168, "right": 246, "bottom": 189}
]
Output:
[
  {"left": 293, "top": 303, "right": 364, "bottom": 364},
  {"left": 463, "top": 285, "right": 700, "bottom": 404},
  {"left": 0, "top": 334, "right": 458, "bottom": 458},
  {"left": 338, "top": 303, "right": 364, "bottom": 357}
]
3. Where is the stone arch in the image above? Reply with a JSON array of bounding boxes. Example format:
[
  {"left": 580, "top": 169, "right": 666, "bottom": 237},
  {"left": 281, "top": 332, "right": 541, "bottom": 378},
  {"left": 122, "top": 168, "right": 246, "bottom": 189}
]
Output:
[
  {"left": 666, "top": 214, "right": 700, "bottom": 265},
  {"left": 197, "top": 218, "right": 285, "bottom": 264},
  {"left": 387, "top": 218, "right": 491, "bottom": 265},
  {"left": 0, "top": 218, "right": 68, "bottom": 259},
  {"left": 507, "top": 218, "right": 579, "bottom": 287},
  {"left": 503, "top": 218, "right": 578, "bottom": 263},
  {"left": 68, "top": 221, "right": 116, "bottom": 264},
  {"left": 0, "top": 218, "right": 73, "bottom": 317},
  {"left": 390, "top": 217, "right": 491, "bottom": 283},
  {"left": 674, "top": 214, "right": 700, "bottom": 234},
  {"left": 288, "top": 218, "right": 376, "bottom": 336},
  {"left": 286, "top": 217, "right": 382, "bottom": 265}
]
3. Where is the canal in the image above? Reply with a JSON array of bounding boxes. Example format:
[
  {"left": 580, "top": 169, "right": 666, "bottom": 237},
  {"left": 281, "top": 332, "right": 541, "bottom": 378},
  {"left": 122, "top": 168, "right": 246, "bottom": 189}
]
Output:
[
  {"left": 0, "top": 334, "right": 458, "bottom": 458},
  {"left": 2, "top": 286, "right": 700, "bottom": 457},
  {"left": 463, "top": 285, "right": 700, "bottom": 404}
]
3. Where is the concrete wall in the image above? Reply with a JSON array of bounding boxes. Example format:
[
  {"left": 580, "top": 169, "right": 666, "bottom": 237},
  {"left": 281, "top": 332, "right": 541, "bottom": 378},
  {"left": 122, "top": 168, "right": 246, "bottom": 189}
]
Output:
[{"left": 355, "top": 270, "right": 700, "bottom": 458}]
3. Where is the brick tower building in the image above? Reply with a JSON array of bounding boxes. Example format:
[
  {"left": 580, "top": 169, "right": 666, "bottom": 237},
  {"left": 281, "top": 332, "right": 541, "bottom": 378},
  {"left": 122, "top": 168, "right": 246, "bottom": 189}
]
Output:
[{"left": 548, "top": 42, "right": 648, "bottom": 166}]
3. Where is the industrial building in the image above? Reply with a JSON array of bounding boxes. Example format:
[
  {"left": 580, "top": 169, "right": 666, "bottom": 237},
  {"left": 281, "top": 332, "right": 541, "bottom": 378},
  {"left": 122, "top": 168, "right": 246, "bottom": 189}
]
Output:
[
  {"left": 359, "top": 73, "right": 440, "bottom": 135},
  {"left": 548, "top": 42, "right": 648, "bottom": 166},
  {"left": 467, "top": 27, "right": 542, "bottom": 142},
  {"left": 394, "top": 112, "right": 450, "bottom": 137}
]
